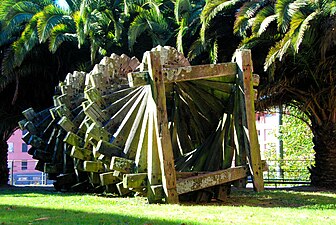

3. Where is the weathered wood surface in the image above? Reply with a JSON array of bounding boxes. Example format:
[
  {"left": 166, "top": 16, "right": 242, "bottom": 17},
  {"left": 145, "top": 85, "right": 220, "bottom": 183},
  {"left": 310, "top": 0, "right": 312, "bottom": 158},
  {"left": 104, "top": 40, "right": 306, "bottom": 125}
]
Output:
[
  {"left": 19, "top": 46, "right": 264, "bottom": 203},
  {"left": 176, "top": 166, "right": 248, "bottom": 195},
  {"left": 123, "top": 173, "right": 147, "bottom": 188},
  {"left": 110, "top": 156, "right": 135, "bottom": 173},
  {"left": 236, "top": 49, "right": 264, "bottom": 192},
  {"left": 100, "top": 171, "right": 119, "bottom": 186},
  {"left": 128, "top": 62, "right": 237, "bottom": 87},
  {"left": 148, "top": 50, "right": 179, "bottom": 204}
]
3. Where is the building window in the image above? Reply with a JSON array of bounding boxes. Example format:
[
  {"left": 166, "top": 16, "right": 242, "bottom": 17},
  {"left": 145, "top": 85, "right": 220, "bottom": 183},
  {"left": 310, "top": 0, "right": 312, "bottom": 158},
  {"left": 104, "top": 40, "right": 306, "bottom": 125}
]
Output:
[
  {"left": 22, "top": 143, "right": 28, "bottom": 152},
  {"left": 8, "top": 142, "right": 14, "bottom": 153},
  {"left": 21, "top": 161, "right": 28, "bottom": 170}
]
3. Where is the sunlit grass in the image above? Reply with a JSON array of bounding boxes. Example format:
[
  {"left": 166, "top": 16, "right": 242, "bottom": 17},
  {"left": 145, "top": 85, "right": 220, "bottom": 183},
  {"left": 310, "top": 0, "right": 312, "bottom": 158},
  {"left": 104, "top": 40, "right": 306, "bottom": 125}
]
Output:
[{"left": 0, "top": 187, "right": 335, "bottom": 224}]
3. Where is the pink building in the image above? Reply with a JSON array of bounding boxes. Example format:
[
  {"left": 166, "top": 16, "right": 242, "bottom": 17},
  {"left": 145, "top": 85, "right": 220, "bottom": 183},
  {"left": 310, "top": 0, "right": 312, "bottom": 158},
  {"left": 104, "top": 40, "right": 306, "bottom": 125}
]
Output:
[{"left": 7, "top": 130, "right": 45, "bottom": 185}]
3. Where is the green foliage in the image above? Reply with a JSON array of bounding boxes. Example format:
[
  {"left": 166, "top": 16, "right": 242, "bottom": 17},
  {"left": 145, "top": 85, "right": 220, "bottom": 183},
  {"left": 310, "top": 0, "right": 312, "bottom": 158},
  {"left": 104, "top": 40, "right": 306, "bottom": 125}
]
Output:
[{"left": 264, "top": 107, "right": 314, "bottom": 181}]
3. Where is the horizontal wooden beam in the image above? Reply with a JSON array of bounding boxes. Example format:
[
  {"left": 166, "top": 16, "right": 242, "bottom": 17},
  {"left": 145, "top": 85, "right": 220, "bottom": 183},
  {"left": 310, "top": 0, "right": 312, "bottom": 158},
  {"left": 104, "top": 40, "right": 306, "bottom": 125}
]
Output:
[
  {"left": 100, "top": 171, "right": 120, "bottom": 186},
  {"left": 128, "top": 62, "right": 237, "bottom": 87},
  {"left": 110, "top": 156, "right": 135, "bottom": 173},
  {"left": 176, "top": 166, "right": 248, "bottom": 195},
  {"left": 123, "top": 173, "right": 147, "bottom": 188}
]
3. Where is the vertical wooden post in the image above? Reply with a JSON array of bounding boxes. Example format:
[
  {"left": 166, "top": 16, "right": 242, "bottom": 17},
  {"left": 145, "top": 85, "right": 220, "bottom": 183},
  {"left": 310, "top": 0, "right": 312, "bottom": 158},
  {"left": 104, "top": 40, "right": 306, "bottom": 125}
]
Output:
[
  {"left": 236, "top": 49, "right": 264, "bottom": 192},
  {"left": 147, "top": 51, "right": 179, "bottom": 204}
]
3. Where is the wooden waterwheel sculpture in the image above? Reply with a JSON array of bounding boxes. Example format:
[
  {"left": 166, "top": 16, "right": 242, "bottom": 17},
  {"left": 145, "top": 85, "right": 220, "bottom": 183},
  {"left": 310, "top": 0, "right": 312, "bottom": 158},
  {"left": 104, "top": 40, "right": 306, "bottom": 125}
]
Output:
[{"left": 19, "top": 46, "right": 264, "bottom": 203}]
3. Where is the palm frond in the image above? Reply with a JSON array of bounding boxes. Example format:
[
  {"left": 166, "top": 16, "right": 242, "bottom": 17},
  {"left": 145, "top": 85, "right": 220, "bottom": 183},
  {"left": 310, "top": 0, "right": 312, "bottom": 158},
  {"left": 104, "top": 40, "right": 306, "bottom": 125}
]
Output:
[
  {"left": 200, "top": 0, "right": 242, "bottom": 42},
  {"left": 257, "top": 14, "right": 277, "bottom": 36},
  {"left": 330, "top": 1, "right": 336, "bottom": 15},
  {"left": 11, "top": 14, "right": 40, "bottom": 67},
  {"left": 187, "top": 37, "right": 208, "bottom": 61},
  {"left": 292, "top": 11, "right": 318, "bottom": 53},
  {"left": 0, "top": 24, "right": 24, "bottom": 46},
  {"left": 264, "top": 33, "right": 291, "bottom": 70},
  {"left": 210, "top": 38, "right": 218, "bottom": 63},
  {"left": 73, "top": 11, "right": 85, "bottom": 47},
  {"left": 239, "top": 34, "right": 275, "bottom": 49},
  {"left": 234, "top": 0, "right": 266, "bottom": 36},
  {"left": 65, "top": 0, "right": 81, "bottom": 11},
  {"left": 174, "top": 0, "right": 191, "bottom": 23},
  {"left": 275, "top": 0, "right": 292, "bottom": 32},
  {"left": 249, "top": 5, "right": 275, "bottom": 35},
  {"left": 37, "top": 5, "right": 70, "bottom": 43},
  {"left": 2, "top": 1, "right": 45, "bottom": 21},
  {"left": 49, "top": 23, "right": 76, "bottom": 53},
  {"left": 176, "top": 18, "right": 188, "bottom": 53},
  {"left": 128, "top": 8, "right": 169, "bottom": 50},
  {"left": 0, "top": 48, "right": 17, "bottom": 88},
  {"left": 0, "top": 0, "right": 17, "bottom": 19}
]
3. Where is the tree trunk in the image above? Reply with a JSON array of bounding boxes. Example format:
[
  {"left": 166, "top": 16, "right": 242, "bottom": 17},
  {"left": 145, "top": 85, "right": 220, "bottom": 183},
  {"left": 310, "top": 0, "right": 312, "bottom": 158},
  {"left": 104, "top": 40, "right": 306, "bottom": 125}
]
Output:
[
  {"left": 310, "top": 123, "right": 336, "bottom": 189},
  {"left": 0, "top": 138, "right": 9, "bottom": 186}
]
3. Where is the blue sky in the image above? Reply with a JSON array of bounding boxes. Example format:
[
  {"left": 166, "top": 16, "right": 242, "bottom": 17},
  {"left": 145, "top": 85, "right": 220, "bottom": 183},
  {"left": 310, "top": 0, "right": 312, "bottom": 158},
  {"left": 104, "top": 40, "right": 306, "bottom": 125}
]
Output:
[{"left": 56, "top": 0, "right": 69, "bottom": 9}]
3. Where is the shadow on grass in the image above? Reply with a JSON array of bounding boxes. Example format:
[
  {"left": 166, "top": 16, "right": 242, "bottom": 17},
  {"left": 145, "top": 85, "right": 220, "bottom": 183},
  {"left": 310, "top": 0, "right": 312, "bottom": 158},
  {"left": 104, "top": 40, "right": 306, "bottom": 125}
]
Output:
[
  {"left": 0, "top": 204, "right": 181, "bottom": 225},
  {"left": 1, "top": 185, "right": 335, "bottom": 210},
  {"left": 0, "top": 185, "right": 79, "bottom": 197}
]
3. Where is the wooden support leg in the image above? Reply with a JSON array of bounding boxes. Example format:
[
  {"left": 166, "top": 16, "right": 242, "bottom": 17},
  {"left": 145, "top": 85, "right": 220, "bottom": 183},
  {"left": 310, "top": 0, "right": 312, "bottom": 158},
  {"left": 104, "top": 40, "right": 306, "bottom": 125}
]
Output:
[
  {"left": 236, "top": 49, "right": 264, "bottom": 192},
  {"left": 148, "top": 50, "right": 179, "bottom": 204}
]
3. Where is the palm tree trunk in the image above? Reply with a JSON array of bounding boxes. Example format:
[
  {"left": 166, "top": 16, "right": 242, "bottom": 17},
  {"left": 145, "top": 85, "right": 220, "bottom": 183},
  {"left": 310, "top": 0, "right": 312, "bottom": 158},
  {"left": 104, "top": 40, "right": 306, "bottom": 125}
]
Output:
[
  {"left": 0, "top": 138, "right": 9, "bottom": 186},
  {"left": 310, "top": 123, "right": 336, "bottom": 189}
]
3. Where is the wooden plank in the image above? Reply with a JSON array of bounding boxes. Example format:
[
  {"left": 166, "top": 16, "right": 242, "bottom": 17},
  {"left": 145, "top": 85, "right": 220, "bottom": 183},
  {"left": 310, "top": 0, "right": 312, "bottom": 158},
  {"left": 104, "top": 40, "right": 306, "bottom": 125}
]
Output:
[
  {"left": 134, "top": 100, "right": 150, "bottom": 173},
  {"left": 70, "top": 146, "right": 92, "bottom": 160},
  {"left": 123, "top": 87, "right": 149, "bottom": 158},
  {"left": 113, "top": 170, "right": 123, "bottom": 181},
  {"left": 116, "top": 182, "right": 132, "bottom": 196},
  {"left": 22, "top": 108, "right": 37, "bottom": 121},
  {"left": 28, "top": 135, "right": 45, "bottom": 148},
  {"left": 150, "top": 185, "right": 164, "bottom": 201},
  {"left": 58, "top": 116, "right": 76, "bottom": 132},
  {"left": 85, "top": 124, "right": 111, "bottom": 145},
  {"left": 236, "top": 49, "right": 264, "bottom": 192},
  {"left": 111, "top": 88, "right": 147, "bottom": 150},
  {"left": 110, "top": 156, "right": 135, "bottom": 173},
  {"left": 83, "top": 161, "right": 104, "bottom": 173},
  {"left": 128, "top": 62, "right": 237, "bottom": 86},
  {"left": 148, "top": 51, "right": 179, "bottom": 204},
  {"left": 85, "top": 87, "right": 106, "bottom": 108},
  {"left": 123, "top": 173, "right": 147, "bottom": 189},
  {"left": 96, "top": 140, "right": 123, "bottom": 158},
  {"left": 176, "top": 166, "right": 248, "bottom": 195},
  {"left": 146, "top": 102, "right": 162, "bottom": 203},
  {"left": 100, "top": 171, "right": 119, "bottom": 185},
  {"left": 176, "top": 171, "right": 208, "bottom": 180},
  {"left": 190, "top": 80, "right": 233, "bottom": 93},
  {"left": 89, "top": 172, "right": 101, "bottom": 185},
  {"left": 63, "top": 132, "right": 84, "bottom": 147}
]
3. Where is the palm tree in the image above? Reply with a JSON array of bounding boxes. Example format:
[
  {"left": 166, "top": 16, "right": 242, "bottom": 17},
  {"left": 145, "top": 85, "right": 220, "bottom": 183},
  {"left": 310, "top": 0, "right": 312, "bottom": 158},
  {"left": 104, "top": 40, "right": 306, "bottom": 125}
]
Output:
[
  {"left": 0, "top": 0, "right": 91, "bottom": 185},
  {"left": 188, "top": 0, "right": 243, "bottom": 63},
  {"left": 233, "top": 0, "right": 336, "bottom": 188},
  {"left": 127, "top": 0, "right": 173, "bottom": 54},
  {"left": 174, "top": 0, "right": 205, "bottom": 54}
]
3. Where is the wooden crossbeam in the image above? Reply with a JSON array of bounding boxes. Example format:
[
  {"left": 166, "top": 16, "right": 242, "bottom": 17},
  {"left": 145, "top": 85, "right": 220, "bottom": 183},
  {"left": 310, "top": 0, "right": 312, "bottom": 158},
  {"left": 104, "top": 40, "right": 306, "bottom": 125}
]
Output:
[
  {"left": 128, "top": 62, "right": 237, "bottom": 87},
  {"left": 176, "top": 166, "right": 248, "bottom": 195}
]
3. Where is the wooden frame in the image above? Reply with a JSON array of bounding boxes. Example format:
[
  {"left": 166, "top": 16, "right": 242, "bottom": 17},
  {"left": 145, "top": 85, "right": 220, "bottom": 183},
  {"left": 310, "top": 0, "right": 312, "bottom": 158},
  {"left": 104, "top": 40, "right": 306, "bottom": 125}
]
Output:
[{"left": 131, "top": 48, "right": 264, "bottom": 203}]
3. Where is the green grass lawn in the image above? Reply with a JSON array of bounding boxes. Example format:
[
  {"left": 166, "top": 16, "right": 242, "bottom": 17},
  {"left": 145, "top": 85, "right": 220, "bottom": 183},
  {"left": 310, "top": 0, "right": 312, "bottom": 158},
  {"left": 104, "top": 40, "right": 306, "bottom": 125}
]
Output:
[{"left": 0, "top": 186, "right": 335, "bottom": 225}]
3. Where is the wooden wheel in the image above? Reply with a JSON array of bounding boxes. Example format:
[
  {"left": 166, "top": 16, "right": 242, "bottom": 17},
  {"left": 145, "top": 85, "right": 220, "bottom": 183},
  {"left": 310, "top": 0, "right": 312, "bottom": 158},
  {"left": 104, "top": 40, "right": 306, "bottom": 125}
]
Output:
[{"left": 20, "top": 46, "right": 261, "bottom": 201}]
